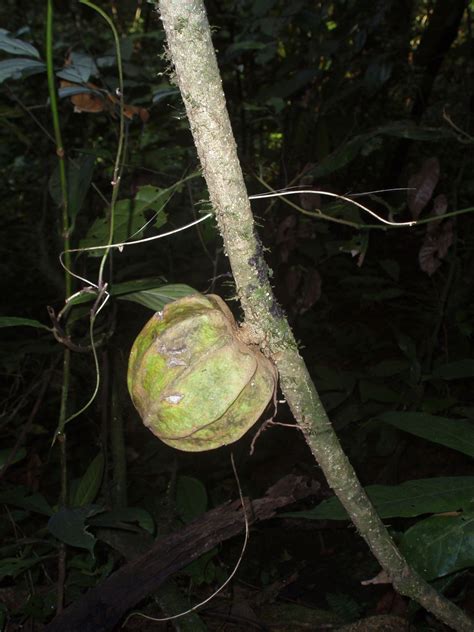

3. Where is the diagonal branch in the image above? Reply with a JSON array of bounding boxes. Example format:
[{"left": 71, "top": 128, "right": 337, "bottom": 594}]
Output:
[{"left": 157, "top": 1, "right": 474, "bottom": 630}]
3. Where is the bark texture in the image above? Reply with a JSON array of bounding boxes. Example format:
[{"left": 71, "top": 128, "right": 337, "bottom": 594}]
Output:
[{"left": 157, "top": 1, "right": 473, "bottom": 630}]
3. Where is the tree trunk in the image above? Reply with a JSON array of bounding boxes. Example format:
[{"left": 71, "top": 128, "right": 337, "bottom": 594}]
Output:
[{"left": 156, "top": 1, "right": 474, "bottom": 630}]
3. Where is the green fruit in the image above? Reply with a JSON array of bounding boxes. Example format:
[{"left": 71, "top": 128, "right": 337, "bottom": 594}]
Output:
[{"left": 127, "top": 294, "right": 277, "bottom": 451}]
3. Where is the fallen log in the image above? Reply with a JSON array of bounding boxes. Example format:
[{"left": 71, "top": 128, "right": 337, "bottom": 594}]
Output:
[{"left": 45, "top": 475, "right": 315, "bottom": 632}]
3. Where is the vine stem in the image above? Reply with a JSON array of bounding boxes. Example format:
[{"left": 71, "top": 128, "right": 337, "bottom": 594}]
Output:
[
  {"left": 157, "top": 1, "right": 474, "bottom": 630},
  {"left": 46, "top": 0, "right": 70, "bottom": 614},
  {"left": 80, "top": 0, "right": 126, "bottom": 290}
]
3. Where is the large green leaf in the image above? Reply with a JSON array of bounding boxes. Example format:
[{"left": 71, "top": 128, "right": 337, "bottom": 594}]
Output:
[
  {"left": 0, "top": 556, "right": 49, "bottom": 582},
  {"left": 111, "top": 277, "right": 167, "bottom": 296},
  {"left": 0, "top": 316, "right": 51, "bottom": 331},
  {"left": 118, "top": 283, "right": 196, "bottom": 311},
  {"left": 307, "top": 122, "right": 453, "bottom": 178},
  {"left": 0, "top": 58, "right": 45, "bottom": 83},
  {"left": 63, "top": 280, "right": 194, "bottom": 312},
  {"left": 284, "top": 477, "right": 474, "bottom": 521},
  {"left": 63, "top": 277, "right": 169, "bottom": 309},
  {"left": 400, "top": 511, "right": 474, "bottom": 580},
  {"left": 68, "top": 155, "right": 96, "bottom": 226},
  {"left": 90, "top": 507, "right": 155, "bottom": 534},
  {"left": 378, "top": 412, "right": 474, "bottom": 457},
  {"left": 71, "top": 453, "right": 104, "bottom": 507},
  {"left": 47, "top": 506, "right": 103, "bottom": 553},
  {"left": 309, "top": 133, "right": 369, "bottom": 178},
  {"left": 375, "top": 121, "right": 453, "bottom": 141},
  {"left": 56, "top": 52, "right": 98, "bottom": 83},
  {"left": 0, "top": 486, "right": 53, "bottom": 516},
  {"left": 0, "top": 29, "right": 40, "bottom": 59},
  {"left": 49, "top": 154, "right": 96, "bottom": 229},
  {"left": 79, "top": 185, "right": 169, "bottom": 256}
]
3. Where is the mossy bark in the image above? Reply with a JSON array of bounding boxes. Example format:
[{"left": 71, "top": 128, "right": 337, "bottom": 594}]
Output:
[{"left": 157, "top": 1, "right": 473, "bottom": 630}]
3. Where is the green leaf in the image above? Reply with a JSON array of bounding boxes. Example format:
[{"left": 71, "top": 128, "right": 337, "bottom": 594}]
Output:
[
  {"left": 68, "top": 155, "right": 96, "bottom": 226},
  {"left": 90, "top": 507, "right": 155, "bottom": 534},
  {"left": 118, "top": 283, "right": 196, "bottom": 311},
  {"left": 49, "top": 155, "right": 96, "bottom": 229},
  {"left": 0, "top": 29, "right": 41, "bottom": 59},
  {"left": 47, "top": 506, "right": 103, "bottom": 553},
  {"left": 71, "top": 453, "right": 104, "bottom": 507},
  {"left": 176, "top": 476, "right": 207, "bottom": 523},
  {"left": 400, "top": 511, "right": 474, "bottom": 580},
  {"left": 0, "top": 447, "right": 26, "bottom": 467},
  {"left": 359, "top": 380, "right": 400, "bottom": 404},
  {"left": 315, "top": 135, "right": 370, "bottom": 177},
  {"left": 375, "top": 121, "right": 453, "bottom": 141},
  {"left": 56, "top": 52, "right": 98, "bottom": 83},
  {"left": 0, "top": 487, "right": 53, "bottom": 516},
  {"left": 58, "top": 85, "right": 100, "bottom": 100},
  {"left": 378, "top": 412, "right": 474, "bottom": 457},
  {"left": 110, "top": 277, "right": 167, "bottom": 296},
  {"left": 306, "top": 122, "right": 453, "bottom": 178},
  {"left": 432, "top": 360, "right": 474, "bottom": 380},
  {"left": 79, "top": 185, "right": 169, "bottom": 256},
  {"left": 63, "top": 277, "right": 171, "bottom": 309},
  {"left": 0, "top": 317, "right": 51, "bottom": 331},
  {"left": 132, "top": 185, "right": 173, "bottom": 216},
  {"left": 0, "top": 556, "right": 48, "bottom": 581},
  {"left": 285, "top": 477, "right": 474, "bottom": 521},
  {"left": 0, "top": 58, "right": 45, "bottom": 83}
]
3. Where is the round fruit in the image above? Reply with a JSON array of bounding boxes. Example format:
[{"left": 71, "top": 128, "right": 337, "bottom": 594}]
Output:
[{"left": 127, "top": 294, "right": 277, "bottom": 451}]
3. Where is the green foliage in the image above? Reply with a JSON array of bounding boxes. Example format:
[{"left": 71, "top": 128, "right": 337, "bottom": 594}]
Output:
[
  {"left": 49, "top": 154, "right": 96, "bottom": 230},
  {"left": 378, "top": 412, "right": 474, "bottom": 458},
  {"left": 116, "top": 281, "right": 196, "bottom": 311},
  {"left": 0, "top": 29, "right": 40, "bottom": 58},
  {"left": 0, "top": 487, "right": 53, "bottom": 516},
  {"left": 400, "top": 512, "right": 474, "bottom": 581},
  {"left": 47, "top": 506, "right": 102, "bottom": 554},
  {"left": 79, "top": 185, "right": 169, "bottom": 255},
  {"left": 70, "top": 452, "right": 104, "bottom": 507},
  {"left": 286, "top": 477, "right": 474, "bottom": 520},
  {"left": 0, "top": 317, "right": 51, "bottom": 330}
]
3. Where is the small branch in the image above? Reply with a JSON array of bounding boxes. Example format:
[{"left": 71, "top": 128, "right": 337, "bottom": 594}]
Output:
[{"left": 47, "top": 305, "right": 114, "bottom": 353}]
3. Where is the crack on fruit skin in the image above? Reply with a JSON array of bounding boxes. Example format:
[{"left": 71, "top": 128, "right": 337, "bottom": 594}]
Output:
[{"left": 167, "top": 357, "right": 187, "bottom": 367}]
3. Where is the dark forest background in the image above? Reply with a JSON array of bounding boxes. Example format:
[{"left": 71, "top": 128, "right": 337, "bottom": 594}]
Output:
[{"left": 1, "top": 1, "right": 474, "bottom": 630}]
